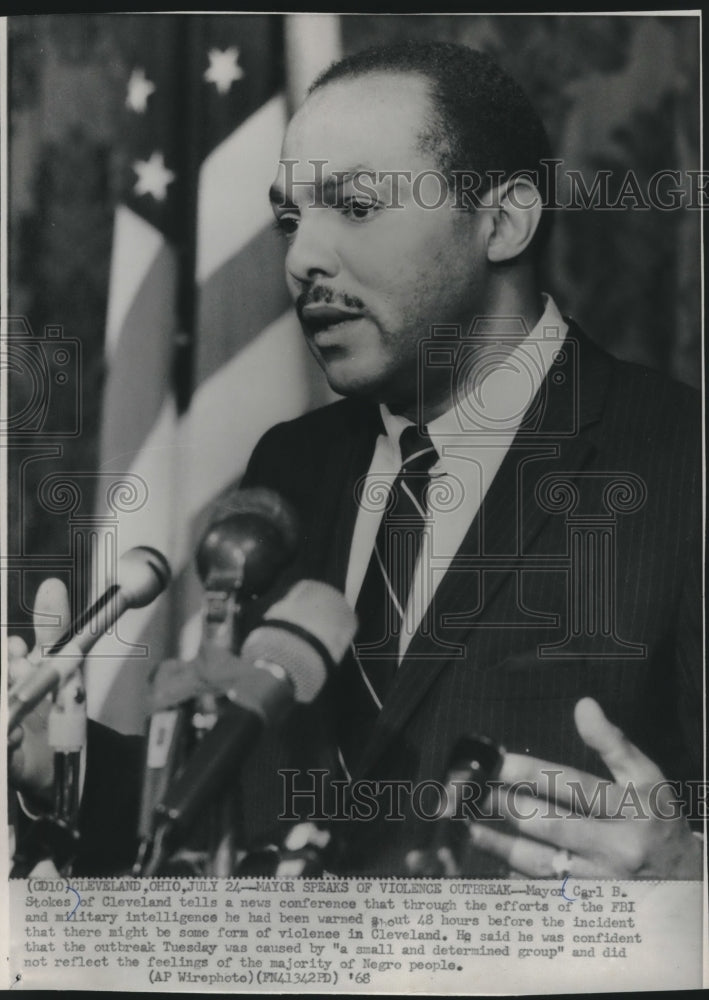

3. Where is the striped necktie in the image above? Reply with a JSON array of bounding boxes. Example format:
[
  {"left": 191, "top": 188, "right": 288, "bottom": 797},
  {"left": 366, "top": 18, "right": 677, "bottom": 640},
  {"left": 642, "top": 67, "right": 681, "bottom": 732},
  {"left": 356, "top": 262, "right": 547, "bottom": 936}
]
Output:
[{"left": 337, "top": 424, "right": 438, "bottom": 773}]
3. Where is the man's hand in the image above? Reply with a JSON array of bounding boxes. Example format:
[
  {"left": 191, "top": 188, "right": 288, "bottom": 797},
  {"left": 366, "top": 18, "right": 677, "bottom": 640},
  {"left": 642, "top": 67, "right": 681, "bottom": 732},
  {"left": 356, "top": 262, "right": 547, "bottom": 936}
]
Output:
[
  {"left": 467, "top": 697, "right": 702, "bottom": 880},
  {"left": 8, "top": 578, "right": 71, "bottom": 803}
]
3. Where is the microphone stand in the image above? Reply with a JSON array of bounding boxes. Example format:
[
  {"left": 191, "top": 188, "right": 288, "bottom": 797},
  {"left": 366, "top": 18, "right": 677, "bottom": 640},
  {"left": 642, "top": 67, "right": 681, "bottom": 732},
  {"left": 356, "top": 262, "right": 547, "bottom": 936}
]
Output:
[
  {"left": 197, "top": 559, "right": 245, "bottom": 878},
  {"left": 49, "top": 671, "right": 86, "bottom": 836},
  {"left": 135, "top": 558, "right": 247, "bottom": 878},
  {"left": 9, "top": 672, "right": 86, "bottom": 878}
]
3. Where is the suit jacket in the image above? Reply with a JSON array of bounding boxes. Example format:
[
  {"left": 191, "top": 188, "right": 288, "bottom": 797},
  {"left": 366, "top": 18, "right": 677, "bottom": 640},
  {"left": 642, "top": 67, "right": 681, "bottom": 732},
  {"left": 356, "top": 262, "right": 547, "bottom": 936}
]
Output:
[{"left": 76, "top": 323, "right": 702, "bottom": 876}]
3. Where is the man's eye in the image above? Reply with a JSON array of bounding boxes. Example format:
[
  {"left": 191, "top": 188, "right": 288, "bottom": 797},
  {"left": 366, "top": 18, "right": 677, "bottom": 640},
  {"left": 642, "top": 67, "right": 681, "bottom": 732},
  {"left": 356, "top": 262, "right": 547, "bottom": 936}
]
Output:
[
  {"left": 341, "top": 197, "right": 379, "bottom": 221},
  {"left": 273, "top": 215, "right": 299, "bottom": 238}
]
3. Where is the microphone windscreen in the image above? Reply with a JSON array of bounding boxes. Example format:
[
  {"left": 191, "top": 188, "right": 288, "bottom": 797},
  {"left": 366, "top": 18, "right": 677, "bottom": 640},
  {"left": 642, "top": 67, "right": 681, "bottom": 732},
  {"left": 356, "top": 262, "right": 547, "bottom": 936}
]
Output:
[
  {"left": 241, "top": 580, "right": 357, "bottom": 704},
  {"left": 445, "top": 734, "right": 504, "bottom": 784},
  {"left": 209, "top": 487, "right": 299, "bottom": 557},
  {"left": 197, "top": 488, "right": 300, "bottom": 596},
  {"left": 117, "top": 547, "right": 172, "bottom": 607}
]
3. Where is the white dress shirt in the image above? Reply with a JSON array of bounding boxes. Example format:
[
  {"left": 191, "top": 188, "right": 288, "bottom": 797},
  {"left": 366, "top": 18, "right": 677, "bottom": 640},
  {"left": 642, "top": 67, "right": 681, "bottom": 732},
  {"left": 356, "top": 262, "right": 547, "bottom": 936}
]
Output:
[{"left": 345, "top": 294, "right": 568, "bottom": 660}]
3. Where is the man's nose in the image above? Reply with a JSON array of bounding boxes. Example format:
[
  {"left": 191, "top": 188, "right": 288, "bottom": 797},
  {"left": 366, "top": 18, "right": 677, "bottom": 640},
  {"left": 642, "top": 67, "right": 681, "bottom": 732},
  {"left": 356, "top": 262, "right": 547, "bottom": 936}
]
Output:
[{"left": 285, "top": 217, "right": 340, "bottom": 285}]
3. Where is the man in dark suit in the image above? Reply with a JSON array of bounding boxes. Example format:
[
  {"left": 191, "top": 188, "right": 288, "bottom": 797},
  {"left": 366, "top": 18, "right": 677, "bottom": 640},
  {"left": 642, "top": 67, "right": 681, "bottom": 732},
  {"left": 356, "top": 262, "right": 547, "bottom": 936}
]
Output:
[{"left": 9, "top": 42, "right": 702, "bottom": 879}]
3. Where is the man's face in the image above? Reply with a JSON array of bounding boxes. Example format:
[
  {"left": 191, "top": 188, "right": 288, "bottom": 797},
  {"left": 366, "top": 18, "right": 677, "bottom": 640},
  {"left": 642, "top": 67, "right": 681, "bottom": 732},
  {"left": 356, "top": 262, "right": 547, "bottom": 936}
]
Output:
[{"left": 269, "top": 73, "right": 491, "bottom": 413}]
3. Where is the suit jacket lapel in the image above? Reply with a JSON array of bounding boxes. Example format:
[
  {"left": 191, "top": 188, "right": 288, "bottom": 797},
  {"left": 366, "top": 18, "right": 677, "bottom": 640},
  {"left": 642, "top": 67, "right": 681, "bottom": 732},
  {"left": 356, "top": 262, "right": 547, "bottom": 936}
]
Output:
[
  {"left": 316, "top": 402, "right": 383, "bottom": 591},
  {"left": 351, "top": 323, "right": 613, "bottom": 779}
]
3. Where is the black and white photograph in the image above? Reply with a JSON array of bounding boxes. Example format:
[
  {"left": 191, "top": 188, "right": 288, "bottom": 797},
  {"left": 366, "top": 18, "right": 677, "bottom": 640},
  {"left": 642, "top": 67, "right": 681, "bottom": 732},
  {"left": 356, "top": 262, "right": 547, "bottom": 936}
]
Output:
[{"left": 2, "top": 11, "right": 705, "bottom": 993}]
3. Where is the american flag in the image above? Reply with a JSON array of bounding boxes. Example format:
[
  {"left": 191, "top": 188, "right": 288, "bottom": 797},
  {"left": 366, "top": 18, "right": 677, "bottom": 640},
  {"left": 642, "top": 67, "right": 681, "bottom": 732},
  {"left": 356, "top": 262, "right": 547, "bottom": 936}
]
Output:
[{"left": 87, "top": 14, "right": 341, "bottom": 733}]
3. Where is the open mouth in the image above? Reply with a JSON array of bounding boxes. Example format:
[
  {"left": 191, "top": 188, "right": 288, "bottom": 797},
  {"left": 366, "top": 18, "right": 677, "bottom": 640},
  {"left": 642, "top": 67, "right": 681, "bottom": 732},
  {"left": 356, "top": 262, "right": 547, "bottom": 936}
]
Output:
[{"left": 299, "top": 303, "right": 363, "bottom": 333}]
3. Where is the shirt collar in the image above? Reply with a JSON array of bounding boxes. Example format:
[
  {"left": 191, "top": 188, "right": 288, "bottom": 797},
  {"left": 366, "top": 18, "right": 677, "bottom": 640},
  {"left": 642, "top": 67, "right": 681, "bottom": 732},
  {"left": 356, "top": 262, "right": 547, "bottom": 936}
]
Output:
[{"left": 379, "top": 294, "right": 568, "bottom": 460}]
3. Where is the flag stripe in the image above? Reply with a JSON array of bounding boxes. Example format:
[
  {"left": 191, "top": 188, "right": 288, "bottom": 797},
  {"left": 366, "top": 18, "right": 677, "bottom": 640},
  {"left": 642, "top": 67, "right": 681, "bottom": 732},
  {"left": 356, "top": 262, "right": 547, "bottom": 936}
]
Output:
[
  {"left": 182, "top": 310, "right": 312, "bottom": 527},
  {"left": 194, "top": 224, "right": 292, "bottom": 386},
  {"left": 88, "top": 397, "right": 180, "bottom": 728},
  {"left": 196, "top": 94, "right": 288, "bottom": 284},
  {"left": 98, "top": 243, "right": 177, "bottom": 471},
  {"left": 105, "top": 207, "right": 166, "bottom": 359}
]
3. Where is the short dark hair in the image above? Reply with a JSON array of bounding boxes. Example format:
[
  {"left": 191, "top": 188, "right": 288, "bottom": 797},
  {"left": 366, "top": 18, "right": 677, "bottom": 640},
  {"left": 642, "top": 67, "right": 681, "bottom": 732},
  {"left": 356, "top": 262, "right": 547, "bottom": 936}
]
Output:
[{"left": 310, "top": 41, "right": 554, "bottom": 257}]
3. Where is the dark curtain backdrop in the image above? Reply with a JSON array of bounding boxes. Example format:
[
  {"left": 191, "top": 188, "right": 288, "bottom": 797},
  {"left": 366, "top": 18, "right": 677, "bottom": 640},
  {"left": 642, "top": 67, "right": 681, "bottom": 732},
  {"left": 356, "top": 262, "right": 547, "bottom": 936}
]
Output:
[{"left": 7, "top": 13, "right": 701, "bottom": 635}]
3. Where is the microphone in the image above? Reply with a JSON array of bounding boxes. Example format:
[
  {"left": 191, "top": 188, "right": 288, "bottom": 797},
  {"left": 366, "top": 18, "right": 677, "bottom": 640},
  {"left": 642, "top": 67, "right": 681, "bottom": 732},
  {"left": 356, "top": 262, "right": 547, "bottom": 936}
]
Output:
[
  {"left": 405, "top": 735, "right": 504, "bottom": 877},
  {"left": 195, "top": 487, "right": 299, "bottom": 673},
  {"left": 48, "top": 673, "right": 87, "bottom": 823},
  {"left": 135, "top": 491, "right": 299, "bottom": 844},
  {"left": 138, "top": 580, "right": 356, "bottom": 875},
  {"left": 197, "top": 486, "right": 299, "bottom": 600},
  {"left": 8, "top": 546, "right": 171, "bottom": 733}
]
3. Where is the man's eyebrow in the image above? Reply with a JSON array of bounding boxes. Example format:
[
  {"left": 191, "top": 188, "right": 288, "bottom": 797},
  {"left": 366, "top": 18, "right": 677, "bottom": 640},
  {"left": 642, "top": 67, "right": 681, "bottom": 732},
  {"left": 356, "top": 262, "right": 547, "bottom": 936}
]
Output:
[
  {"left": 269, "top": 165, "right": 377, "bottom": 208},
  {"left": 320, "top": 168, "right": 374, "bottom": 203}
]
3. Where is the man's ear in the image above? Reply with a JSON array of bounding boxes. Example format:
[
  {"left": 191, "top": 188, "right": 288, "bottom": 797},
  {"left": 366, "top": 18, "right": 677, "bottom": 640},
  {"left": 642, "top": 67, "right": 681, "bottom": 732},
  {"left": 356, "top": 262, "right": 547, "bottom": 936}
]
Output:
[{"left": 485, "top": 178, "right": 542, "bottom": 263}]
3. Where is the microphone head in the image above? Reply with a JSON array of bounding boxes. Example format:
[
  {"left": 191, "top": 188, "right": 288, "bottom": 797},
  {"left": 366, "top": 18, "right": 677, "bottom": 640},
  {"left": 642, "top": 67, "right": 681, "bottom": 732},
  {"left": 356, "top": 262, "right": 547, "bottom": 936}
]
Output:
[
  {"left": 196, "top": 488, "right": 300, "bottom": 597},
  {"left": 445, "top": 735, "right": 504, "bottom": 784},
  {"left": 210, "top": 487, "right": 299, "bottom": 554},
  {"left": 241, "top": 580, "right": 357, "bottom": 704},
  {"left": 117, "top": 546, "right": 172, "bottom": 607}
]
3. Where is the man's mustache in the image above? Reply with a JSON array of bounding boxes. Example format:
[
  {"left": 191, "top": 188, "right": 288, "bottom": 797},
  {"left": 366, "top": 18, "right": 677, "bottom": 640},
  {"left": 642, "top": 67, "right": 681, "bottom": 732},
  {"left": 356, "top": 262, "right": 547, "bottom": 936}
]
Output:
[{"left": 295, "top": 286, "right": 366, "bottom": 321}]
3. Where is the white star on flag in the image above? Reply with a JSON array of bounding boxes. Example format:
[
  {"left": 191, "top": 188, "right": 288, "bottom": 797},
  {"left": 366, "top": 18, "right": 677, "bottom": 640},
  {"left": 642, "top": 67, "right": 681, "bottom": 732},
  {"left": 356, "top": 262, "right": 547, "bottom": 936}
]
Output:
[
  {"left": 203, "top": 46, "right": 244, "bottom": 94},
  {"left": 132, "top": 152, "right": 176, "bottom": 201},
  {"left": 126, "top": 67, "right": 156, "bottom": 113}
]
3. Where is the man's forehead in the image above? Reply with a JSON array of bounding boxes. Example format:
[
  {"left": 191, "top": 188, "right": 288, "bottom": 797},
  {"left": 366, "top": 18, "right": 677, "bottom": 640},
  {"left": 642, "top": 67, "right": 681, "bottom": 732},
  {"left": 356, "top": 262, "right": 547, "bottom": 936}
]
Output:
[{"left": 277, "top": 72, "right": 435, "bottom": 177}]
